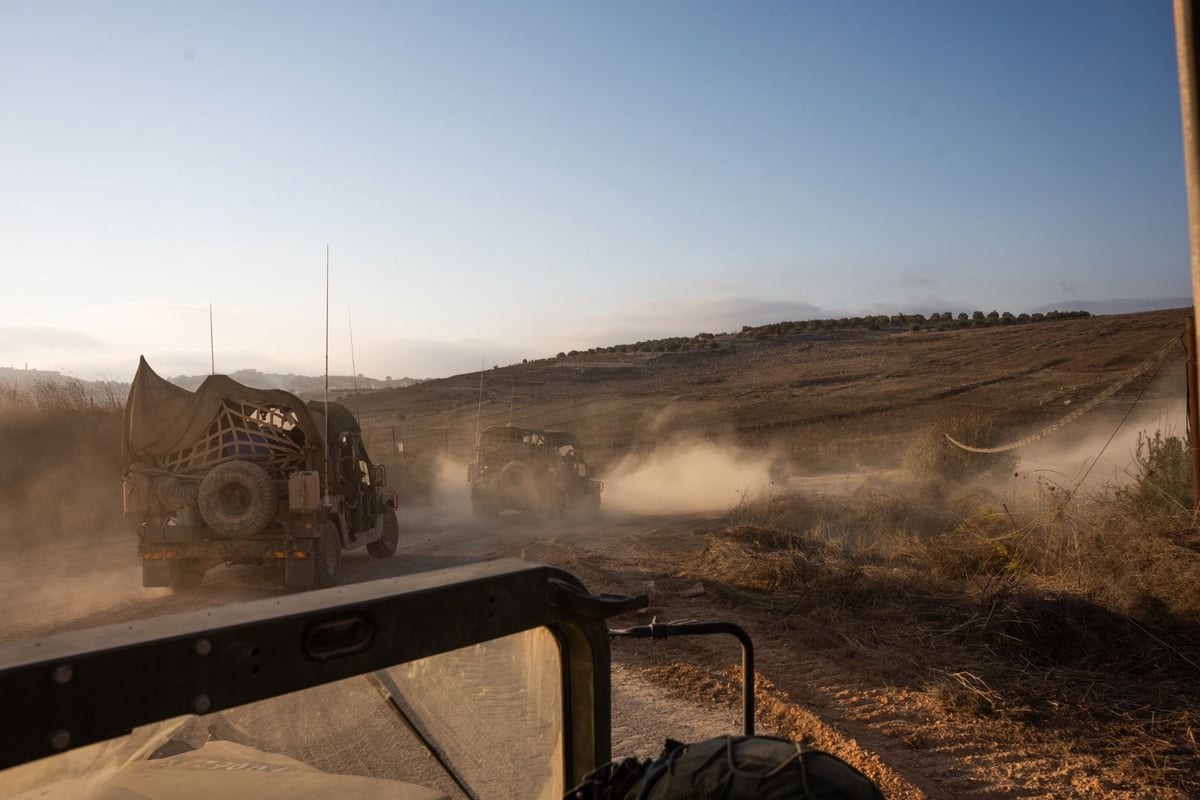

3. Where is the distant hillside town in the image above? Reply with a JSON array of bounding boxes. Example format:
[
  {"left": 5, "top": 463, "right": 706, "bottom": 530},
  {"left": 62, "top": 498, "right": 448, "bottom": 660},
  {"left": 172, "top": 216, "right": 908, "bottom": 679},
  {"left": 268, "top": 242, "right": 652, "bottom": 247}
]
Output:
[
  {"left": 0, "top": 365, "right": 423, "bottom": 405},
  {"left": 167, "top": 369, "right": 423, "bottom": 395}
]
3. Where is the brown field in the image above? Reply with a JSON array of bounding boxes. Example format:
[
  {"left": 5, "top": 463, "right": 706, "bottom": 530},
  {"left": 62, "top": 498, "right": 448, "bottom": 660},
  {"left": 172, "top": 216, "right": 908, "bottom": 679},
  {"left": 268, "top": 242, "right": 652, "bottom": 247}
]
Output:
[
  {"left": 3, "top": 307, "right": 1199, "bottom": 798},
  {"left": 354, "top": 308, "right": 1188, "bottom": 474}
]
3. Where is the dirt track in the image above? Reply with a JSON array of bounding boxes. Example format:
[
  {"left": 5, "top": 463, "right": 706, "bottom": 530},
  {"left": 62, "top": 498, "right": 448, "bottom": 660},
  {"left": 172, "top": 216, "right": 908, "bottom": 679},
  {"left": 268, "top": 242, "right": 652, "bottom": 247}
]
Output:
[{"left": 3, "top": 496, "right": 1174, "bottom": 799}]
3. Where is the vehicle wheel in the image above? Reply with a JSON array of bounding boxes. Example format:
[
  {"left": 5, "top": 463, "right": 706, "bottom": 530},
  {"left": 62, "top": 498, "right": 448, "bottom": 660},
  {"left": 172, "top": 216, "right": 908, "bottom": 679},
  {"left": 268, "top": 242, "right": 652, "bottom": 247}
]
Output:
[
  {"left": 284, "top": 554, "right": 315, "bottom": 589},
  {"left": 168, "top": 559, "right": 205, "bottom": 591},
  {"left": 313, "top": 521, "right": 342, "bottom": 588},
  {"left": 197, "top": 460, "right": 277, "bottom": 539},
  {"left": 500, "top": 461, "right": 530, "bottom": 490},
  {"left": 367, "top": 505, "right": 399, "bottom": 558}
]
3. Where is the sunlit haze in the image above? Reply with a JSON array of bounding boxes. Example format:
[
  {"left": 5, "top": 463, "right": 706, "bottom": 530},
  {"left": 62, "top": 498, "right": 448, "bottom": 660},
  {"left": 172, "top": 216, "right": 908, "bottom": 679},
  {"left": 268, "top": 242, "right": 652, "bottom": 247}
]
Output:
[{"left": 1, "top": 1, "right": 1190, "bottom": 382}]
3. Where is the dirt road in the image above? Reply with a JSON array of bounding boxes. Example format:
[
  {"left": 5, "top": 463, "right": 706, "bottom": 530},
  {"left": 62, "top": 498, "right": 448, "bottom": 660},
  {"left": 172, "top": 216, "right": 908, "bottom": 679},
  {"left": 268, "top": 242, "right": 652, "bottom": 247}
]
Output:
[
  {"left": 2, "top": 501, "right": 1183, "bottom": 799},
  {"left": 0, "top": 511, "right": 763, "bottom": 800}
]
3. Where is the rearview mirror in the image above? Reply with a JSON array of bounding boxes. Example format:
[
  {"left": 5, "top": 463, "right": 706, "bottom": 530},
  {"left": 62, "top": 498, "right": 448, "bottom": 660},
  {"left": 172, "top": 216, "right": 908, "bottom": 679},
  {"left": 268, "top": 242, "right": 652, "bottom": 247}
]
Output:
[{"left": 372, "top": 464, "right": 387, "bottom": 487}]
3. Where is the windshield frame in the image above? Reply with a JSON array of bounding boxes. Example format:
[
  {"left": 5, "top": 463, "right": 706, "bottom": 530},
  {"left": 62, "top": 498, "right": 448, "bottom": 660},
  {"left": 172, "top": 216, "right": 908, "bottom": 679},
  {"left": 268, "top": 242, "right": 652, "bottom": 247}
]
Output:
[{"left": 0, "top": 558, "right": 617, "bottom": 790}]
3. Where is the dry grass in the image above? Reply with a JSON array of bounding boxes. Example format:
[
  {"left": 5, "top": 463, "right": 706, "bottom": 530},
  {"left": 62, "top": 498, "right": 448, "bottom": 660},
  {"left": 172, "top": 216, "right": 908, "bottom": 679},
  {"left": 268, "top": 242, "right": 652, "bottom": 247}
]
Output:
[
  {"left": 902, "top": 409, "right": 1019, "bottom": 483},
  {"left": 0, "top": 378, "right": 122, "bottom": 413},
  {"left": 0, "top": 382, "right": 125, "bottom": 547},
  {"left": 687, "top": 476, "right": 1200, "bottom": 794}
]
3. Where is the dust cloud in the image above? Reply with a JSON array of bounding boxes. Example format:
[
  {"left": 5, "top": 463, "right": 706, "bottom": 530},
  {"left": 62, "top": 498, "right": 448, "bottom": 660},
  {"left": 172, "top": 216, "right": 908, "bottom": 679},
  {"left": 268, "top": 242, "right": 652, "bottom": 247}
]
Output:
[
  {"left": 428, "top": 455, "right": 475, "bottom": 523},
  {"left": 1008, "top": 398, "right": 1187, "bottom": 496},
  {"left": 601, "top": 441, "right": 777, "bottom": 515},
  {"left": 0, "top": 407, "right": 157, "bottom": 642},
  {"left": 0, "top": 556, "right": 167, "bottom": 642},
  {"left": 411, "top": 444, "right": 780, "bottom": 522}
]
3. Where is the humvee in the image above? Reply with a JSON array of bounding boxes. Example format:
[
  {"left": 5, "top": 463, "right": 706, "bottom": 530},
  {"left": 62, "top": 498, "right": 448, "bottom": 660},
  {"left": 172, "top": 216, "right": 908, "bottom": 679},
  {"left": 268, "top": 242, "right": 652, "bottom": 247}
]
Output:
[
  {"left": 468, "top": 425, "right": 603, "bottom": 517},
  {"left": 122, "top": 358, "right": 399, "bottom": 590}
]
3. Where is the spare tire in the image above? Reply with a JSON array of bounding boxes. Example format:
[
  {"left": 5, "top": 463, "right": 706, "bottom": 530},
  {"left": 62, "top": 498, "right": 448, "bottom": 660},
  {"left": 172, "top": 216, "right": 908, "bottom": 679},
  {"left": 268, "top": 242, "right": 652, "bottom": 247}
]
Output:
[
  {"left": 197, "top": 460, "right": 277, "bottom": 539},
  {"left": 500, "top": 460, "right": 530, "bottom": 490}
]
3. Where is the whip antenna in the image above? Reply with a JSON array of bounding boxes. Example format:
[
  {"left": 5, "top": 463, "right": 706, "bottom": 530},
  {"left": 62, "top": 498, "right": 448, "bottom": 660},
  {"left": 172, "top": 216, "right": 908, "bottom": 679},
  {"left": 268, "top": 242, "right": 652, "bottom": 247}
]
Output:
[
  {"left": 323, "top": 245, "right": 331, "bottom": 506},
  {"left": 473, "top": 358, "right": 485, "bottom": 448},
  {"left": 348, "top": 307, "right": 362, "bottom": 421},
  {"left": 208, "top": 303, "right": 215, "bottom": 375}
]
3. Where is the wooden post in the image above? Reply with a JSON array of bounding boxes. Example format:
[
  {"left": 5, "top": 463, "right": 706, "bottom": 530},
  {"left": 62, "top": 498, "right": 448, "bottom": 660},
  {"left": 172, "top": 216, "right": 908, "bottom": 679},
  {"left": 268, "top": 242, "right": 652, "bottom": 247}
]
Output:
[
  {"left": 1187, "top": 317, "right": 1200, "bottom": 515},
  {"left": 1176, "top": 0, "right": 1200, "bottom": 513}
]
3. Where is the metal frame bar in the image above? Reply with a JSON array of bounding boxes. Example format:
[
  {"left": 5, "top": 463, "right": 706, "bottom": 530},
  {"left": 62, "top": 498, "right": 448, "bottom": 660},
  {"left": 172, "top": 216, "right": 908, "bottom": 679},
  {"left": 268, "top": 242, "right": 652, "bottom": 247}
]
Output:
[
  {"left": 0, "top": 558, "right": 616, "bottom": 787},
  {"left": 611, "top": 620, "right": 756, "bottom": 736}
]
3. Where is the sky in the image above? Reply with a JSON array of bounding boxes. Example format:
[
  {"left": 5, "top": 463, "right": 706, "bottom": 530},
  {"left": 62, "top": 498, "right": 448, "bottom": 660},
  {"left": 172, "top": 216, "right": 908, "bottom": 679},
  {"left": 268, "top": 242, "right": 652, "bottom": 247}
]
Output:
[{"left": 0, "top": 1, "right": 1192, "bottom": 381}]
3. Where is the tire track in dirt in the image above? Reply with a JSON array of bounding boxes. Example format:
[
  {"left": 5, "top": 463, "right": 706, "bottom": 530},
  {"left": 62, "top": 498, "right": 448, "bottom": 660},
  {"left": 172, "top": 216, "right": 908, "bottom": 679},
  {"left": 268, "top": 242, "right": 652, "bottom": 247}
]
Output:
[
  {"left": 3, "top": 508, "right": 1169, "bottom": 798},
  {"left": 534, "top": 512, "right": 1183, "bottom": 800},
  {"left": 739, "top": 358, "right": 1070, "bottom": 435}
]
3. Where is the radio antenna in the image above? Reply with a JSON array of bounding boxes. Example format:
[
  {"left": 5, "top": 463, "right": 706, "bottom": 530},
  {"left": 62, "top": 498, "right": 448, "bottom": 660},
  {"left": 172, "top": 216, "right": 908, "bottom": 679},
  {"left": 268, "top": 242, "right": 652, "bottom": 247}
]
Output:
[
  {"left": 348, "top": 306, "right": 362, "bottom": 421},
  {"left": 473, "top": 358, "right": 485, "bottom": 448},
  {"left": 209, "top": 303, "right": 215, "bottom": 375},
  {"left": 323, "top": 245, "right": 331, "bottom": 506}
]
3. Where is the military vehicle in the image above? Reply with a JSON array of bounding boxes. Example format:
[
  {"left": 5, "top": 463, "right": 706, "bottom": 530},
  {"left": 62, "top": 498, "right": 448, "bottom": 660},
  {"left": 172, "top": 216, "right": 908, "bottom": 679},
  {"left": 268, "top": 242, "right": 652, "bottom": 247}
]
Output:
[
  {"left": 0, "top": 559, "right": 882, "bottom": 798},
  {"left": 468, "top": 425, "right": 603, "bottom": 517},
  {"left": 121, "top": 358, "right": 400, "bottom": 590}
]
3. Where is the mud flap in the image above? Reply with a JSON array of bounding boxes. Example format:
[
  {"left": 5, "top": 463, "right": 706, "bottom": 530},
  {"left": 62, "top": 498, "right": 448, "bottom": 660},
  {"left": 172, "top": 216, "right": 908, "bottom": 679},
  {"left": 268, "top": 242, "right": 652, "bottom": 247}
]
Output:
[
  {"left": 285, "top": 554, "right": 316, "bottom": 589},
  {"left": 142, "top": 560, "right": 171, "bottom": 588}
]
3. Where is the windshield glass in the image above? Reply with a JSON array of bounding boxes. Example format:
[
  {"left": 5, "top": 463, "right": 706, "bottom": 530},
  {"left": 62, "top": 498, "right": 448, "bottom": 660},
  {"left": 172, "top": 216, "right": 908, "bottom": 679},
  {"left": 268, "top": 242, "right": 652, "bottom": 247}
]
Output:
[{"left": 0, "top": 627, "right": 563, "bottom": 800}]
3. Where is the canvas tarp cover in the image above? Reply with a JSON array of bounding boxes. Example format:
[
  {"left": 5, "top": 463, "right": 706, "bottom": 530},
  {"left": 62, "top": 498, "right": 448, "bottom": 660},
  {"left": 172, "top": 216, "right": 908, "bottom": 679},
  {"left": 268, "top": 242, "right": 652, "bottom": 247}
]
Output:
[{"left": 122, "top": 357, "right": 327, "bottom": 467}]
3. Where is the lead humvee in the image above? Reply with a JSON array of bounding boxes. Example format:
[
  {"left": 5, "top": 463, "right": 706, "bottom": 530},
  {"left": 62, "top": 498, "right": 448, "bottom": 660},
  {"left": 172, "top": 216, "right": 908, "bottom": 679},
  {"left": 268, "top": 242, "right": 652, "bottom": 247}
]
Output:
[{"left": 469, "top": 425, "right": 603, "bottom": 518}]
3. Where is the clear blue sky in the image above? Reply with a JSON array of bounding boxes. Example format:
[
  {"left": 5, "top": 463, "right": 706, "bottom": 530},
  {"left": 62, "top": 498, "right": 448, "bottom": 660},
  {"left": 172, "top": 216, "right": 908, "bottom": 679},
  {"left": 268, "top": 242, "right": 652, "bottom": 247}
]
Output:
[{"left": 0, "top": 1, "right": 1190, "bottom": 380}]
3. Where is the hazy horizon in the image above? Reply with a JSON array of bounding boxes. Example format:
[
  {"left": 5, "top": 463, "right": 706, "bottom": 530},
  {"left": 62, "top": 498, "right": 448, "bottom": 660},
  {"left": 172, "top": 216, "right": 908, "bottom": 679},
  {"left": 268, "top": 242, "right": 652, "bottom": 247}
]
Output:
[
  {"left": 2, "top": 296, "right": 1189, "bottom": 384},
  {"left": 3, "top": 2, "right": 1191, "bottom": 382}
]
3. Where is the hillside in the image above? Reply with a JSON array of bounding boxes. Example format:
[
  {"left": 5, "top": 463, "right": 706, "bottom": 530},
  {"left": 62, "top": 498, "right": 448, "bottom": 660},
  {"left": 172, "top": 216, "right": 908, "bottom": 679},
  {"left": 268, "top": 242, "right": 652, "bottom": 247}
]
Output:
[{"left": 352, "top": 308, "right": 1190, "bottom": 471}]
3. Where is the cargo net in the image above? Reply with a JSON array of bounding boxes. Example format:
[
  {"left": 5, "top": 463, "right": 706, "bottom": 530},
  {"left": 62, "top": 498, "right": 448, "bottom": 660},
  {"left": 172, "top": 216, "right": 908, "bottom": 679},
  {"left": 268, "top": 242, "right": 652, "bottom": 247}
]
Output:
[{"left": 159, "top": 399, "right": 308, "bottom": 476}]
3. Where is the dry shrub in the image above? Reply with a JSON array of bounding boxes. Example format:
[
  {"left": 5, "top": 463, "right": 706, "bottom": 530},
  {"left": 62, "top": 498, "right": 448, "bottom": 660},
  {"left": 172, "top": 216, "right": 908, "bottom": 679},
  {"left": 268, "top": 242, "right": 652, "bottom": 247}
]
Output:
[
  {"left": 689, "top": 462, "right": 1200, "bottom": 794},
  {"left": 712, "top": 476, "right": 1200, "bottom": 627},
  {"left": 0, "top": 379, "right": 121, "bottom": 413},
  {"left": 696, "top": 524, "right": 815, "bottom": 592},
  {"left": 903, "top": 410, "right": 1019, "bottom": 484},
  {"left": 695, "top": 495, "right": 943, "bottom": 618},
  {"left": 914, "top": 506, "right": 1028, "bottom": 588},
  {"left": 1056, "top": 512, "right": 1200, "bottom": 623},
  {"left": 811, "top": 490, "right": 947, "bottom": 558},
  {"left": 1116, "top": 429, "right": 1193, "bottom": 515},
  {"left": 926, "top": 670, "right": 1010, "bottom": 719},
  {"left": 725, "top": 490, "right": 824, "bottom": 533},
  {"left": 990, "top": 466, "right": 1200, "bottom": 625}
]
